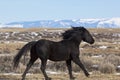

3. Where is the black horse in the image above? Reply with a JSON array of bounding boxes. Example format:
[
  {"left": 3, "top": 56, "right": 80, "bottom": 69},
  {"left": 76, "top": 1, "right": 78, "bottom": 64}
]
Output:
[{"left": 13, "top": 27, "right": 94, "bottom": 80}]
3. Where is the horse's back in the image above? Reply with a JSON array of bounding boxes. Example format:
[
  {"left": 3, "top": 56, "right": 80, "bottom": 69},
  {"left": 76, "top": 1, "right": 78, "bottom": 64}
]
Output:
[{"left": 35, "top": 39, "right": 71, "bottom": 61}]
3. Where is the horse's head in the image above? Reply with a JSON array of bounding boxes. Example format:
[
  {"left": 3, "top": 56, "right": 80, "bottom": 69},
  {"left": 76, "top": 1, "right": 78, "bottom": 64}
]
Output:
[
  {"left": 62, "top": 26, "right": 95, "bottom": 44},
  {"left": 72, "top": 27, "right": 95, "bottom": 44}
]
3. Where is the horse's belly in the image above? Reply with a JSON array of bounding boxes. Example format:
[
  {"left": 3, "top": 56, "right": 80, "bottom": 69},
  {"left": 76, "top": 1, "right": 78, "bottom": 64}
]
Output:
[{"left": 49, "top": 53, "right": 69, "bottom": 61}]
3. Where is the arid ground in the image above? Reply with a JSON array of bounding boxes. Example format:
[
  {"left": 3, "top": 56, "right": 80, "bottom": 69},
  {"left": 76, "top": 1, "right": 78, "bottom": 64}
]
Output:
[{"left": 0, "top": 28, "right": 120, "bottom": 80}]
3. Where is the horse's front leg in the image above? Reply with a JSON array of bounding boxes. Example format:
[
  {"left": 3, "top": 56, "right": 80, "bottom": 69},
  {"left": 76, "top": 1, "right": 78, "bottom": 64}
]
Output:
[
  {"left": 72, "top": 56, "right": 90, "bottom": 77},
  {"left": 66, "top": 59, "right": 75, "bottom": 80},
  {"left": 40, "top": 59, "right": 51, "bottom": 80}
]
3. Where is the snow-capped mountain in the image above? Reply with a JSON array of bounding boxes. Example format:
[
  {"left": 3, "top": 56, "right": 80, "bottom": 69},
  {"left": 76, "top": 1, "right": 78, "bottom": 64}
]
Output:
[
  {"left": 97, "top": 18, "right": 120, "bottom": 28},
  {"left": 0, "top": 18, "right": 120, "bottom": 28}
]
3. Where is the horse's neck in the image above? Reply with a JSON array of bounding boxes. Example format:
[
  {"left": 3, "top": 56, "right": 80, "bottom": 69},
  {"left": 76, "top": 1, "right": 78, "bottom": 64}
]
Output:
[{"left": 68, "top": 37, "right": 82, "bottom": 46}]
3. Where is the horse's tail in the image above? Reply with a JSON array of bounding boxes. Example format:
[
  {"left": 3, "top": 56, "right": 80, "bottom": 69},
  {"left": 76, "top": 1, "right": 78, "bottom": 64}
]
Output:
[{"left": 13, "top": 41, "right": 36, "bottom": 69}]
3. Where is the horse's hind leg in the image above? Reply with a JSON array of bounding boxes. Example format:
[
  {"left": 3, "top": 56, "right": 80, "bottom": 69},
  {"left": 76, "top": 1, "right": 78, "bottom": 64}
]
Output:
[
  {"left": 66, "top": 59, "right": 75, "bottom": 80},
  {"left": 22, "top": 56, "right": 38, "bottom": 80},
  {"left": 40, "top": 59, "right": 51, "bottom": 80}
]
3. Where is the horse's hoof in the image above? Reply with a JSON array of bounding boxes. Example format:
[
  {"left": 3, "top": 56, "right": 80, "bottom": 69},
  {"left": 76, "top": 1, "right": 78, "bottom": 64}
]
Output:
[
  {"left": 85, "top": 73, "right": 90, "bottom": 77},
  {"left": 70, "top": 77, "right": 76, "bottom": 80},
  {"left": 21, "top": 77, "right": 25, "bottom": 80},
  {"left": 21, "top": 78, "right": 25, "bottom": 80}
]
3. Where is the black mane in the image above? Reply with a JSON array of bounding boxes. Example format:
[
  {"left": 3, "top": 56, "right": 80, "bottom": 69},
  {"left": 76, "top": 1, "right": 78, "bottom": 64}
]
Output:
[{"left": 62, "top": 26, "right": 86, "bottom": 39}]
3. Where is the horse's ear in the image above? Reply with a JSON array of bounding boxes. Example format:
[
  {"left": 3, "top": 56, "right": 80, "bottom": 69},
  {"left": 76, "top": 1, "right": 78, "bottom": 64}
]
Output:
[{"left": 71, "top": 26, "right": 78, "bottom": 30}]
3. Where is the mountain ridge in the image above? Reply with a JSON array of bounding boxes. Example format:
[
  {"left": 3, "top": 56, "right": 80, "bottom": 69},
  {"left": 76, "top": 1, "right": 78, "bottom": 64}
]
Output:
[{"left": 0, "top": 18, "right": 120, "bottom": 28}]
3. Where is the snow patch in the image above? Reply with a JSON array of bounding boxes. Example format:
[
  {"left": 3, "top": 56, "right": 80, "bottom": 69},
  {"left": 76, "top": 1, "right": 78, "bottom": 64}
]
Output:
[
  {"left": 46, "top": 71, "right": 62, "bottom": 74},
  {"left": 99, "top": 46, "right": 108, "bottom": 49},
  {"left": 91, "top": 55, "right": 102, "bottom": 58}
]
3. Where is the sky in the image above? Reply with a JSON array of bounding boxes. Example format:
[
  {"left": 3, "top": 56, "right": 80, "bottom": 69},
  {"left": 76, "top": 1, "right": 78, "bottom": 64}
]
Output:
[{"left": 0, "top": 0, "right": 120, "bottom": 23}]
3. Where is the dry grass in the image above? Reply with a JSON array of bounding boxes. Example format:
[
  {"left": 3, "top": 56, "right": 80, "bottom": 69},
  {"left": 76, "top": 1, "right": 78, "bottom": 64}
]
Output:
[
  {"left": 89, "top": 28, "right": 120, "bottom": 33},
  {"left": 80, "top": 42, "right": 120, "bottom": 55},
  {"left": 0, "top": 28, "right": 66, "bottom": 32},
  {"left": 0, "top": 27, "right": 120, "bottom": 33},
  {"left": 99, "top": 63, "right": 116, "bottom": 74},
  {"left": 0, "top": 73, "right": 120, "bottom": 80},
  {"left": 0, "top": 42, "right": 25, "bottom": 54}
]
